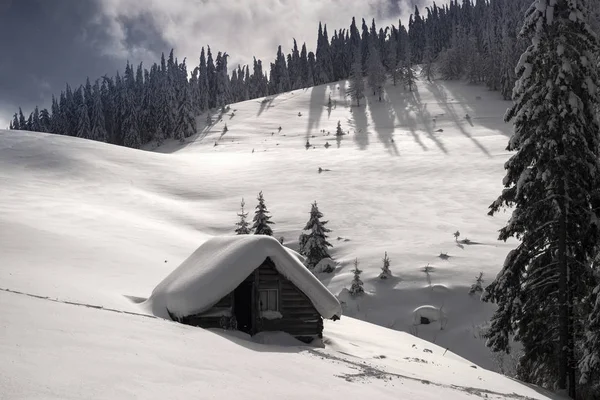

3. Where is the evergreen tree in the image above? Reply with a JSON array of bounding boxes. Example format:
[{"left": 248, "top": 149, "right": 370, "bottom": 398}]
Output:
[
  {"left": 401, "top": 51, "right": 418, "bottom": 92},
  {"left": 335, "top": 120, "right": 343, "bottom": 136},
  {"left": 300, "top": 201, "right": 333, "bottom": 269},
  {"left": 39, "top": 108, "right": 51, "bottom": 132},
  {"left": 18, "top": 108, "right": 26, "bottom": 130},
  {"left": 76, "top": 104, "right": 91, "bottom": 138},
  {"left": 252, "top": 191, "right": 274, "bottom": 236},
  {"left": 84, "top": 77, "right": 93, "bottom": 121},
  {"left": 483, "top": 1, "right": 600, "bottom": 396},
  {"left": 348, "top": 46, "right": 364, "bottom": 106},
  {"left": 122, "top": 90, "right": 141, "bottom": 148},
  {"left": 367, "top": 38, "right": 386, "bottom": 101},
  {"left": 379, "top": 252, "right": 391, "bottom": 279},
  {"left": 349, "top": 258, "right": 364, "bottom": 296},
  {"left": 235, "top": 198, "right": 251, "bottom": 235},
  {"left": 198, "top": 47, "right": 209, "bottom": 111},
  {"left": 31, "top": 107, "right": 41, "bottom": 132},
  {"left": 386, "top": 28, "right": 401, "bottom": 86},
  {"left": 90, "top": 81, "right": 107, "bottom": 142},
  {"left": 11, "top": 113, "right": 19, "bottom": 130}
]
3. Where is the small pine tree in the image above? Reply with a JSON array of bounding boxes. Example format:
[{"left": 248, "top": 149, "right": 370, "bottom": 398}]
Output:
[
  {"left": 379, "top": 252, "right": 391, "bottom": 279},
  {"left": 252, "top": 191, "right": 274, "bottom": 236},
  {"left": 335, "top": 120, "right": 343, "bottom": 136},
  {"left": 234, "top": 198, "right": 251, "bottom": 235},
  {"left": 469, "top": 272, "right": 484, "bottom": 295},
  {"left": 349, "top": 258, "right": 364, "bottom": 296},
  {"left": 300, "top": 201, "right": 333, "bottom": 269}
]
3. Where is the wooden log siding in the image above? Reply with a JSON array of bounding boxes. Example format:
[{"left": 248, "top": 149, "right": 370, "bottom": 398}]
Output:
[{"left": 257, "top": 258, "right": 324, "bottom": 340}]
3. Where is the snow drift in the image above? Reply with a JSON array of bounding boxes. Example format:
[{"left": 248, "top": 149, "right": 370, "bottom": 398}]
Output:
[{"left": 145, "top": 235, "right": 342, "bottom": 320}]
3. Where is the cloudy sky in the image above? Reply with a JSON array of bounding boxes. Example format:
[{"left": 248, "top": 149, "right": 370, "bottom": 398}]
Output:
[{"left": 0, "top": 0, "right": 438, "bottom": 128}]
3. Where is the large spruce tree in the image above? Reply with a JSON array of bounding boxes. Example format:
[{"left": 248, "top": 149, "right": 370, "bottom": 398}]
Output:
[
  {"left": 252, "top": 191, "right": 274, "bottom": 236},
  {"left": 483, "top": 1, "right": 600, "bottom": 397},
  {"left": 300, "top": 202, "right": 333, "bottom": 269}
]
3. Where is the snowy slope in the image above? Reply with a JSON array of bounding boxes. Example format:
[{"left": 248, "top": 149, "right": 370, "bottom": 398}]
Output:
[
  {"left": 0, "top": 77, "right": 545, "bottom": 398},
  {"left": 1, "top": 289, "right": 556, "bottom": 400}
]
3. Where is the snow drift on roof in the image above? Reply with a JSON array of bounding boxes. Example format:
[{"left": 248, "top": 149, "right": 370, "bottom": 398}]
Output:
[{"left": 145, "top": 235, "right": 342, "bottom": 320}]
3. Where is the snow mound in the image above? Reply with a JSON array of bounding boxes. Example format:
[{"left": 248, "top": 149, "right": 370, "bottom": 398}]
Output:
[
  {"left": 145, "top": 235, "right": 342, "bottom": 320},
  {"left": 314, "top": 257, "right": 337, "bottom": 273},
  {"left": 431, "top": 284, "right": 450, "bottom": 293},
  {"left": 413, "top": 305, "right": 446, "bottom": 326}
]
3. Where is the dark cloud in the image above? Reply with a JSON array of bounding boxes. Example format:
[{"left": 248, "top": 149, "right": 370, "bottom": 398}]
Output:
[{"left": 0, "top": 0, "right": 168, "bottom": 123}]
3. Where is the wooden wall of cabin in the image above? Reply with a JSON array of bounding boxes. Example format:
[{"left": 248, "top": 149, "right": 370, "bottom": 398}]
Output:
[
  {"left": 256, "top": 258, "right": 324, "bottom": 341},
  {"left": 179, "top": 292, "right": 234, "bottom": 329}
]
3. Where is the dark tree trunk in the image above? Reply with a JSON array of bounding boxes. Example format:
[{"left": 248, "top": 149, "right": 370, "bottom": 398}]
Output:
[{"left": 557, "top": 188, "right": 571, "bottom": 397}]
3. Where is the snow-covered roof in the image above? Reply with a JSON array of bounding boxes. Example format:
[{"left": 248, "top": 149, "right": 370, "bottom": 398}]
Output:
[{"left": 146, "top": 235, "right": 342, "bottom": 320}]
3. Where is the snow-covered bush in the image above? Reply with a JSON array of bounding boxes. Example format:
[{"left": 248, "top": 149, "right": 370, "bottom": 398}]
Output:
[
  {"left": 378, "top": 252, "right": 391, "bottom": 279},
  {"left": 469, "top": 272, "right": 484, "bottom": 296},
  {"left": 314, "top": 258, "right": 337, "bottom": 274}
]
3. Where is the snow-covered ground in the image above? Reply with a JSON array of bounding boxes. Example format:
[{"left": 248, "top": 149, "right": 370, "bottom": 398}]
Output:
[{"left": 0, "top": 77, "right": 552, "bottom": 398}]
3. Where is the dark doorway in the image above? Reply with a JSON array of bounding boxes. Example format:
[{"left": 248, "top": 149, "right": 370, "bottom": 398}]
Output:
[{"left": 234, "top": 282, "right": 254, "bottom": 334}]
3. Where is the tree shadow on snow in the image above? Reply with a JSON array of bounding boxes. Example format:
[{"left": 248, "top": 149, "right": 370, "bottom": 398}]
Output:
[
  {"left": 348, "top": 103, "right": 369, "bottom": 150},
  {"left": 386, "top": 84, "right": 447, "bottom": 154},
  {"left": 434, "top": 80, "right": 512, "bottom": 137},
  {"left": 428, "top": 81, "right": 492, "bottom": 157},
  {"left": 306, "top": 85, "right": 327, "bottom": 140},
  {"left": 367, "top": 92, "right": 400, "bottom": 156},
  {"left": 256, "top": 95, "right": 280, "bottom": 117}
]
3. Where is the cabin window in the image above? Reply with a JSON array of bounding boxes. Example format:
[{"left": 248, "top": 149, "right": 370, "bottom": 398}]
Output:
[{"left": 259, "top": 289, "right": 279, "bottom": 311}]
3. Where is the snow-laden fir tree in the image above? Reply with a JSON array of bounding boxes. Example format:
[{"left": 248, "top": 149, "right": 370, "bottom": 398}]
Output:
[
  {"left": 76, "top": 104, "right": 91, "bottom": 138},
  {"left": 11, "top": 113, "right": 19, "bottom": 130},
  {"left": 90, "top": 81, "right": 107, "bottom": 142},
  {"left": 401, "top": 46, "right": 418, "bottom": 92},
  {"left": 421, "top": 39, "right": 435, "bottom": 82},
  {"left": 299, "top": 201, "right": 332, "bottom": 269},
  {"left": 234, "top": 198, "right": 251, "bottom": 235},
  {"left": 378, "top": 252, "right": 391, "bottom": 279},
  {"left": 349, "top": 258, "right": 364, "bottom": 296},
  {"left": 348, "top": 46, "right": 364, "bottom": 106},
  {"left": 252, "top": 191, "right": 274, "bottom": 236},
  {"left": 367, "top": 39, "right": 386, "bottom": 101},
  {"left": 483, "top": 1, "right": 600, "bottom": 396}
]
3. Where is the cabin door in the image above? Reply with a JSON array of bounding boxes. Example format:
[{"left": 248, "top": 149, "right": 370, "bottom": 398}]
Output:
[{"left": 233, "top": 281, "right": 254, "bottom": 334}]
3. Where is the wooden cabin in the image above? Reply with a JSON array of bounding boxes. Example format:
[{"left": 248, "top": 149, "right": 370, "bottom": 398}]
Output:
[{"left": 154, "top": 236, "right": 342, "bottom": 344}]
